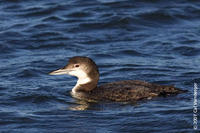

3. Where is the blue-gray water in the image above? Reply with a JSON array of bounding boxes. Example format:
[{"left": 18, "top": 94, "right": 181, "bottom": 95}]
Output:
[{"left": 0, "top": 0, "right": 200, "bottom": 132}]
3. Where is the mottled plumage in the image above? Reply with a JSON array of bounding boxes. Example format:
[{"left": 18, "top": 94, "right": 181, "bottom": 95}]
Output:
[{"left": 74, "top": 80, "right": 185, "bottom": 102}]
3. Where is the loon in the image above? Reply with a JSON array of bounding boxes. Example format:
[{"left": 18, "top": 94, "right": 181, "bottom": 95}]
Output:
[{"left": 49, "top": 56, "right": 186, "bottom": 102}]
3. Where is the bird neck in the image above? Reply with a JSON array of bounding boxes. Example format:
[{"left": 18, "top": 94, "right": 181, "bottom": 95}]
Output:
[{"left": 72, "top": 73, "right": 99, "bottom": 94}]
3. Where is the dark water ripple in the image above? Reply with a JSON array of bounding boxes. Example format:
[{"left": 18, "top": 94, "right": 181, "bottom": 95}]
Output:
[
  {"left": 0, "top": 0, "right": 200, "bottom": 132},
  {"left": 173, "top": 46, "right": 200, "bottom": 56}
]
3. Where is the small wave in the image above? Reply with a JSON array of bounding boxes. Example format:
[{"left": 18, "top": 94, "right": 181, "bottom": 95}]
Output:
[
  {"left": 0, "top": 43, "right": 15, "bottom": 54},
  {"left": 183, "top": 4, "right": 200, "bottom": 19},
  {"left": 112, "top": 49, "right": 145, "bottom": 57},
  {"left": 93, "top": 53, "right": 114, "bottom": 58},
  {"left": 79, "top": 16, "right": 133, "bottom": 30},
  {"left": 173, "top": 46, "right": 200, "bottom": 56},
  {"left": 3, "top": 0, "right": 22, "bottom": 3},
  {"left": 140, "top": 73, "right": 169, "bottom": 77},
  {"left": 181, "top": 72, "right": 200, "bottom": 80},
  {"left": 67, "top": 11, "right": 92, "bottom": 18},
  {"left": 16, "top": 69, "right": 40, "bottom": 78},
  {"left": 134, "top": 67, "right": 171, "bottom": 72},
  {"left": 101, "top": 0, "right": 135, "bottom": 9},
  {"left": 9, "top": 23, "right": 28, "bottom": 30},
  {"left": 137, "top": 9, "right": 177, "bottom": 24},
  {"left": 0, "top": 31, "right": 23, "bottom": 39},
  {"left": 30, "top": 23, "right": 51, "bottom": 30},
  {"left": 31, "top": 31, "right": 61, "bottom": 38},
  {"left": 179, "top": 39, "right": 199, "bottom": 45},
  {"left": 2, "top": 4, "right": 22, "bottom": 11},
  {"left": 115, "top": 67, "right": 137, "bottom": 72},
  {"left": 27, "top": 42, "right": 66, "bottom": 50},
  {"left": 12, "top": 93, "right": 57, "bottom": 104},
  {"left": 19, "top": 5, "right": 63, "bottom": 17},
  {"left": 42, "top": 16, "right": 64, "bottom": 22}
]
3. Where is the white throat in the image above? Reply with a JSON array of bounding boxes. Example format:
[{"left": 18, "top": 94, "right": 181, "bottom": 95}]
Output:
[
  {"left": 69, "top": 70, "right": 92, "bottom": 94},
  {"left": 68, "top": 69, "right": 99, "bottom": 94},
  {"left": 72, "top": 77, "right": 92, "bottom": 94}
]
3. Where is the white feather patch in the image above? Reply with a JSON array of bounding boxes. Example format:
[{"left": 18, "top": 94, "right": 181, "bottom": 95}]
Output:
[{"left": 68, "top": 69, "right": 91, "bottom": 84}]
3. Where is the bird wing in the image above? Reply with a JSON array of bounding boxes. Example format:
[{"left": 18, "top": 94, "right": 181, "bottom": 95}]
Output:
[{"left": 91, "top": 80, "right": 183, "bottom": 101}]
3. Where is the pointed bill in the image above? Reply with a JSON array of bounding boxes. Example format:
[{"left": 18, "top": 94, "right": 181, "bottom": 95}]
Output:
[{"left": 49, "top": 68, "right": 71, "bottom": 75}]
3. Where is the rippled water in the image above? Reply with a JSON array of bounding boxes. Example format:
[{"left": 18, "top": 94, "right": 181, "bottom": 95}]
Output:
[{"left": 0, "top": 0, "right": 200, "bottom": 132}]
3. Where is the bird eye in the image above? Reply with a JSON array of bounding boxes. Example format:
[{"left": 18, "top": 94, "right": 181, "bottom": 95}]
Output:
[{"left": 74, "top": 64, "right": 79, "bottom": 68}]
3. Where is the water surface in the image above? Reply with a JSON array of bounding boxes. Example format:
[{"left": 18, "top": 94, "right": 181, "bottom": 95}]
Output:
[{"left": 0, "top": 0, "right": 200, "bottom": 132}]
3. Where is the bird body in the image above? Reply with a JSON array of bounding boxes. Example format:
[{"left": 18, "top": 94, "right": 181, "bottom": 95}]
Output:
[{"left": 49, "top": 56, "right": 186, "bottom": 102}]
